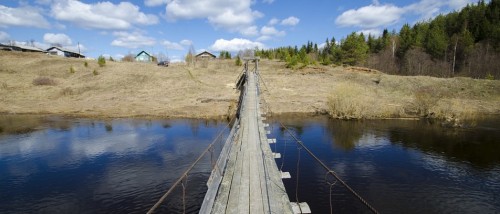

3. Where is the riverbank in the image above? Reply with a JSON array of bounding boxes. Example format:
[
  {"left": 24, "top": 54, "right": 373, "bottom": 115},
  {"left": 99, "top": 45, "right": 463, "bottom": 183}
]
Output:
[{"left": 1, "top": 51, "right": 499, "bottom": 123}]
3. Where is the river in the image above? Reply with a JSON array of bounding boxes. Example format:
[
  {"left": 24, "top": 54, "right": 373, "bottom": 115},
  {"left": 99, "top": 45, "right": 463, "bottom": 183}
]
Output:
[{"left": 0, "top": 115, "right": 499, "bottom": 213}]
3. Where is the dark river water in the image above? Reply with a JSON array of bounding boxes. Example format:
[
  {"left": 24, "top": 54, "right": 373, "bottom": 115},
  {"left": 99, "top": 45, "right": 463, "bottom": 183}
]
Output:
[{"left": 0, "top": 115, "right": 499, "bottom": 213}]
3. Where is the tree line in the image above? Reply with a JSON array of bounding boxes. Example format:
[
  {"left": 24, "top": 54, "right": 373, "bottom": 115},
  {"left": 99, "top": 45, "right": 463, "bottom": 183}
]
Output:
[{"left": 255, "top": 0, "right": 499, "bottom": 78}]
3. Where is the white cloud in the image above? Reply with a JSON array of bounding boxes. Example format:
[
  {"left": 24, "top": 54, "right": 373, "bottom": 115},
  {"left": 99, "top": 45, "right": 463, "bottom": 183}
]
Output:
[
  {"left": 335, "top": 0, "right": 474, "bottom": 29},
  {"left": 240, "top": 26, "right": 259, "bottom": 37},
  {"left": 260, "top": 26, "right": 285, "bottom": 37},
  {"left": 210, "top": 38, "right": 264, "bottom": 52},
  {"left": 280, "top": 16, "right": 300, "bottom": 26},
  {"left": 256, "top": 35, "right": 271, "bottom": 41},
  {"left": 335, "top": 4, "right": 404, "bottom": 28},
  {"left": 144, "top": 0, "right": 168, "bottom": 7},
  {"left": 51, "top": 0, "right": 158, "bottom": 30},
  {"left": 448, "top": 0, "right": 475, "bottom": 10},
  {"left": 65, "top": 43, "right": 87, "bottom": 53},
  {"left": 162, "top": 40, "right": 184, "bottom": 50},
  {"left": 0, "top": 31, "right": 9, "bottom": 42},
  {"left": 263, "top": 0, "right": 275, "bottom": 3},
  {"left": 357, "top": 29, "right": 382, "bottom": 37},
  {"left": 111, "top": 31, "right": 156, "bottom": 48},
  {"left": 43, "top": 33, "right": 72, "bottom": 46},
  {"left": 268, "top": 18, "right": 279, "bottom": 25},
  {"left": 164, "top": 0, "right": 263, "bottom": 34},
  {"left": 180, "top": 39, "right": 193, "bottom": 46},
  {"left": 0, "top": 5, "right": 50, "bottom": 28},
  {"left": 405, "top": 0, "right": 444, "bottom": 21}
]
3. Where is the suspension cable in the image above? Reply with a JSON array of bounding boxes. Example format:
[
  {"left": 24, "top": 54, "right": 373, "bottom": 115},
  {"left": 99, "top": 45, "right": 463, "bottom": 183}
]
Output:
[
  {"left": 146, "top": 116, "right": 235, "bottom": 214},
  {"left": 256, "top": 69, "right": 379, "bottom": 214},
  {"left": 278, "top": 122, "right": 379, "bottom": 214},
  {"left": 181, "top": 175, "right": 188, "bottom": 214}
]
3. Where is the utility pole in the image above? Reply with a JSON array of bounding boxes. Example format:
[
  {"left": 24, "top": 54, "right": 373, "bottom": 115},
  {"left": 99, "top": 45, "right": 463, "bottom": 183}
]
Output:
[{"left": 78, "top": 42, "right": 81, "bottom": 58}]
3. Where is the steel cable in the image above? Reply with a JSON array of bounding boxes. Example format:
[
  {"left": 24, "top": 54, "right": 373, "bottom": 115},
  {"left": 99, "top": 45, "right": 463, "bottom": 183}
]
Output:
[
  {"left": 146, "top": 116, "right": 235, "bottom": 214},
  {"left": 256, "top": 70, "right": 379, "bottom": 214}
]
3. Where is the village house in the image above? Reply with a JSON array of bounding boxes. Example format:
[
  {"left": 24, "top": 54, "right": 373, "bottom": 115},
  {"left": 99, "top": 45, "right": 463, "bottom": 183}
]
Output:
[
  {"left": 195, "top": 51, "right": 216, "bottom": 60},
  {"left": 46, "top": 46, "right": 85, "bottom": 58},
  {"left": 0, "top": 43, "right": 46, "bottom": 53},
  {"left": 135, "top": 51, "right": 155, "bottom": 62}
]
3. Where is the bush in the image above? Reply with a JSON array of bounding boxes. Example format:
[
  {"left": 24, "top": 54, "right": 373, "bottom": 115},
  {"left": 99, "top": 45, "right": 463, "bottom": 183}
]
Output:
[
  {"left": 69, "top": 66, "right": 75, "bottom": 73},
  {"left": 93, "top": 69, "right": 99, "bottom": 76},
  {"left": 122, "top": 54, "right": 135, "bottom": 62},
  {"left": 235, "top": 56, "right": 242, "bottom": 66},
  {"left": 84, "top": 61, "right": 88, "bottom": 67},
  {"left": 98, "top": 56, "right": 106, "bottom": 67},
  {"left": 61, "top": 87, "right": 73, "bottom": 96},
  {"left": 33, "top": 77, "right": 56, "bottom": 86},
  {"left": 413, "top": 87, "right": 441, "bottom": 117}
]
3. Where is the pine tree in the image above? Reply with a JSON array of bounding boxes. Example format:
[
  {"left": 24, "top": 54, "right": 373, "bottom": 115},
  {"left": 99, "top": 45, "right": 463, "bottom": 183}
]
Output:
[
  {"left": 398, "top": 24, "right": 414, "bottom": 57},
  {"left": 340, "top": 32, "right": 369, "bottom": 65}
]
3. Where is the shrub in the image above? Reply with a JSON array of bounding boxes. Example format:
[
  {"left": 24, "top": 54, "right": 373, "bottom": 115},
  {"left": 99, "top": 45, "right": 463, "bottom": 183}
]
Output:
[
  {"left": 235, "top": 56, "right": 242, "bottom": 66},
  {"left": 33, "top": 77, "right": 56, "bottom": 86},
  {"left": 61, "top": 87, "right": 73, "bottom": 96},
  {"left": 413, "top": 86, "right": 441, "bottom": 117},
  {"left": 93, "top": 69, "right": 99, "bottom": 76},
  {"left": 69, "top": 66, "right": 75, "bottom": 73},
  {"left": 84, "top": 61, "right": 88, "bottom": 67},
  {"left": 327, "top": 83, "right": 367, "bottom": 119},
  {"left": 485, "top": 73, "right": 494, "bottom": 80},
  {"left": 122, "top": 54, "right": 135, "bottom": 62},
  {"left": 98, "top": 56, "right": 106, "bottom": 67}
]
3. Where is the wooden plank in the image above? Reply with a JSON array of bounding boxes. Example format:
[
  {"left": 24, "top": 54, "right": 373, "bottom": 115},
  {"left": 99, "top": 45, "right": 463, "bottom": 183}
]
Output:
[
  {"left": 201, "top": 118, "right": 240, "bottom": 213},
  {"left": 209, "top": 128, "right": 243, "bottom": 213}
]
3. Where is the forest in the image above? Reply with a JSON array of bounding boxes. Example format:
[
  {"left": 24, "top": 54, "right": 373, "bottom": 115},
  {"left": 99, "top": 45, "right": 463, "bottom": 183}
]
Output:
[{"left": 254, "top": 0, "right": 500, "bottom": 78}]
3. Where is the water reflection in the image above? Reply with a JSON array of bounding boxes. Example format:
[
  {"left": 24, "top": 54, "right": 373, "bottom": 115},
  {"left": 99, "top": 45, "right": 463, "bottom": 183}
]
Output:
[
  {"left": 0, "top": 115, "right": 227, "bottom": 214},
  {"left": 269, "top": 115, "right": 500, "bottom": 213}
]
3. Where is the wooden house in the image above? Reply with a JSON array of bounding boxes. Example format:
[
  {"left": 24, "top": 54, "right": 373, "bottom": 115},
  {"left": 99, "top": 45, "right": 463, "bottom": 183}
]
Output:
[
  {"left": 0, "top": 43, "right": 46, "bottom": 53},
  {"left": 135, "top": 51, "right": 154, "bottom": 62},
  {"left": 196, "top": 51, "right": 216, "bottom": 60},
  {"left": 46, "top": 46, "right": 85, "bottom": 58}
]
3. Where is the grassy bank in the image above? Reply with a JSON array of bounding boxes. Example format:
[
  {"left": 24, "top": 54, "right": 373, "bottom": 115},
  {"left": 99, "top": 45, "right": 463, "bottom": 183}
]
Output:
[
  {"left": 259, "top": 61, "right": 499, "bottom": 127},
  {"left": 1, "top": 51, "right": 499, "bottom": 125},
  {"left": 0, "top": 51, "right": 239, "bottom": 119}
]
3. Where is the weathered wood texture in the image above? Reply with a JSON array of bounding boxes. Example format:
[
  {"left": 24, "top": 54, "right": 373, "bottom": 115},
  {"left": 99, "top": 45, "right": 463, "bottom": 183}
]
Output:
[{"left": 201, "top": 65, "right": 293, "bottom": 213}]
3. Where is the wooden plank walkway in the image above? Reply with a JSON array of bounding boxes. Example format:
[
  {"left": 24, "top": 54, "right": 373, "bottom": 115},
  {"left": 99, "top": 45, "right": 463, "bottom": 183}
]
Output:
[{"left": 200, "top": 61, "right": 294, "bottom": 213}]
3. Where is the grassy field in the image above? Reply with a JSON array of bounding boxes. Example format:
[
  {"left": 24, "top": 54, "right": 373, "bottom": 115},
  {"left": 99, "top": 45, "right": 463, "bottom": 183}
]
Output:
[
  {"left": 1, "top": 51, "right": 499, "bottom": 126},
  {"left": 0, "top": 51, "right": 239, "bottom": 119}
]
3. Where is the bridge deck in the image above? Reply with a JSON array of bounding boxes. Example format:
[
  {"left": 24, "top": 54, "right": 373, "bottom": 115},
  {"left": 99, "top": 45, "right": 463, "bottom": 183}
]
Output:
[{"left": 201, "top": 69, "right": 293, "bottom": 213}]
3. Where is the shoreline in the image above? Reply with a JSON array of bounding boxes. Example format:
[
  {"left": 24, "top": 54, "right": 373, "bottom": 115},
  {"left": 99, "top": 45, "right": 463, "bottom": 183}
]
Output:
[{"left": 1, "top": 52, "right": 498, "bottom": 124}]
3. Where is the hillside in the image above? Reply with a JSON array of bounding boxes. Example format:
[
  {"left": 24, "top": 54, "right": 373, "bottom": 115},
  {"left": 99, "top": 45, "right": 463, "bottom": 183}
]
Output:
[{"left": 0, "top": 51, "right": 499, "bottom": 126}]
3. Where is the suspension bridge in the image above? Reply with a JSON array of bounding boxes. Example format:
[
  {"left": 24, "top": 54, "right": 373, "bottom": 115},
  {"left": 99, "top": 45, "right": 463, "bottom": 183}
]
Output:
[{"left": 147, "top": 57, "right": 378, "bottom": 214}]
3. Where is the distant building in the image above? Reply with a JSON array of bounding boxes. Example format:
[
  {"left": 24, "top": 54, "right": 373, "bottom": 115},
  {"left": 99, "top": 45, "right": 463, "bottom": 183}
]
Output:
[
  {"left": 0, "top": 43, "right": 46, "bottom": 53},
  {"left": 196, "top": 51, "right": 216, "bottom": 60},
  {"left": 46, "top": 46, "right": 85, "bottom": 58},
  {"left": 135, "top": 51, "right": 155, "bottom": 62}
]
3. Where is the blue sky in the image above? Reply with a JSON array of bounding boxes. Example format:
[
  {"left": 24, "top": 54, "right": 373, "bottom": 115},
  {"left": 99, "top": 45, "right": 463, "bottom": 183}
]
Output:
[{"left": 0, "top": 0, "right": 480, "bottom": 61}]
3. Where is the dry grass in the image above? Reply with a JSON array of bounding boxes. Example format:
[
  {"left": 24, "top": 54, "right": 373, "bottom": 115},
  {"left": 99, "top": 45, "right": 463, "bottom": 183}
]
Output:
[
  {"left": 33, "top": 76, "right": 57, "bottom": 86},
  {"left": 1, "top": 51, "right": 499, "bottom": 122},
  {"left": 0, "top": 51, "right": 240, "bottom": 119},
  {"left": 259, "top": 60, "right": 500, "bottom": 125}
]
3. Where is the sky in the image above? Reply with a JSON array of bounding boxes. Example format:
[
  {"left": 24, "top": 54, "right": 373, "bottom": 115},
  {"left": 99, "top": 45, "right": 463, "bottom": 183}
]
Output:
[{"left": 0, "top": 0, "right": 481, "bottom": 61}]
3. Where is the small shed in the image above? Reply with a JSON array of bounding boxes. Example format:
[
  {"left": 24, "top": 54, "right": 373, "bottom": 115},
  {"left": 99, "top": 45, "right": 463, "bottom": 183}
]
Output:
[
  {"left": 135, "top": 51, "right": 154, "bottom": 62},
  {"left": 46, "top": 46, "right": 85, "bottom": 58},
  {"left": 196, "top": 51, "right": 216, "bottom": 60}
]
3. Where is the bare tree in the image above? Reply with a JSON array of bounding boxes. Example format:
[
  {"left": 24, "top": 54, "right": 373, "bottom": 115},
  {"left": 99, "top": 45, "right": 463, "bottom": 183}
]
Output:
[{"left": 185, "top": 44, "right": 196, "bottom": 66}]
